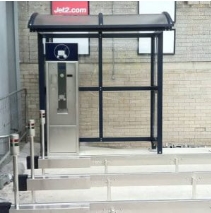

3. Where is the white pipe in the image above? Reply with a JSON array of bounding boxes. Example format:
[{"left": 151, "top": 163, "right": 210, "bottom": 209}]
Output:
[
  {"left": 10, "top": 133, "right": 20, "bottom": 210},
  {"left": 40, "top": 110, "right": 45, "bottom": 159},
  {"left": 28, "top": 119, "right": 35, "bottom": 179}
]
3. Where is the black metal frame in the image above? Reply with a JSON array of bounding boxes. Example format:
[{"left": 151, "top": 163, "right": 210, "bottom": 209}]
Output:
[
  {"left": 37, "top": 31, "right": 164, "bottom": 154},
  {"left": 29, "top": 12, "right": 171, "bottom": 154}
]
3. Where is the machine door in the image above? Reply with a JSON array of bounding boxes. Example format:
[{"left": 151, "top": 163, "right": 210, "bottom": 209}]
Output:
[{"left": 46, "top": 62, "right": 78, "bottom": 154}]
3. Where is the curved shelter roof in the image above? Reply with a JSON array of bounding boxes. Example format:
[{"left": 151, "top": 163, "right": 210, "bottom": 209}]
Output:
[{"left": 28, "top": 12, "right": 174, "bottom": 32}]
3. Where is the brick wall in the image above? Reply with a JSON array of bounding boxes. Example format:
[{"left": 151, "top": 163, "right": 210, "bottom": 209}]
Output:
[{"left": 18, "top": 1, "right": 211, "bottom": 147}]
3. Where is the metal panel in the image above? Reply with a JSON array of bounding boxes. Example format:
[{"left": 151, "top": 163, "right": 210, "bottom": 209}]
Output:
[
  {"left": 10, "top": 203, "right": 89, "bottom": 213},
  {"left": 37, "top": 153, "right": 211, "bottom": 169},
  {"left": 196, "top": 172, "right": 211, "bottom": 185},
  {"left": 90, "top": 173, "right": 192, "bottom": 187},
  {"left": 27, "top": 176, "right": 90, "bottom": 191},
  {"left": 10, "top": 209, "right": 87, "bottom": 213},
  {"left": 26, "top": 172, "right": 211, "bottom": 192},
  {"left": 46, "top": 61, "right": 79, "bottom": 154},
  {"left": 90, "top": 200, "right": 211, "bottom": 213},
  {"left": 49, "top": 126, "right": 77, "bottom": 153},
  {"left": 91, "top": 155, "right": 175, "bottom": 166},
  {"left": 38, "top": 154, "right": 175, "bottom": 169},
  {"left": 94, "top": 153, "right": 211, "bottom": 168},
  {"left": 10, "top": 200, "right": 211, "bottom": 213},
  {"left": 48, "top": 63, "right": 76, "bottom": 125},
  {"left": 26, "top": 172, "right": 202, "bottom": 191},
  {"left": 179, "top": 154, "right": 211, "bottom": 164},
  {"left": 39, "top": 157, "right": 91, "bottom": 169}
]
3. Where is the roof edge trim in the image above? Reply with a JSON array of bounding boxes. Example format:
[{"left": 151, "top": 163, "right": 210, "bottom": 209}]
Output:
[
  {"left": 162, "top": 12, "right": 173, "bottom": 26},
  {"left": 28, "top": 12, "right": 39, "bottom": 29},
  {"left": 27, "top": 12, "right": 173, "bottom": 32},
  {"left": 98, "top": 13, "right": 103, "bottom": 26}
]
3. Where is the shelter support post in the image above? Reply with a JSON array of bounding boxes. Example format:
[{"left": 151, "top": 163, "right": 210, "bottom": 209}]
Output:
[
  {"left": 38, "top": 33, "right": 45, "bottom": 110},
  {"left": 37, "top": 34, "right": 47, "bottom": 155},
  {"left": 150, "top": 36, "right": 156, "bottom": 150},
  {"left": 99, "top": 32, "right": 103, "bottom": 141},
  {"left": 157, "top": 32, "right": 163, "bottom": 154}
]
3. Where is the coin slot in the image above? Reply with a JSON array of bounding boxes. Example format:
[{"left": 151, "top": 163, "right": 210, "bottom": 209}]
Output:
[{"left": 67, "top": 74, "right": 73, "bottom": 77}]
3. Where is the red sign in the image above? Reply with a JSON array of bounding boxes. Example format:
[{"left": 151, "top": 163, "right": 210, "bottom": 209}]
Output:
[{"left": 51, "top": 1, "right": 89, "bottom": 15}]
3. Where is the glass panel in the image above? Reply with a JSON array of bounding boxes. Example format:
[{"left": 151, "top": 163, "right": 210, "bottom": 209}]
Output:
[
  {"left": 34, "top": 14, "right": 98, "bottom": 26},
  {"left": 79, "top": 92, "right": 99, "bottom": 138},
  {"left": 104, "top": 14, "right": 169, "bottom": 25},
  {"left": 79, "top": 38, "right": 98, "bottom": 87},
  {"left": 103, "top": 91, "right": 150, "bottom": 137},
  {"left": 33, "top": 14, "right": 169, "bottom": 27},
  {"left": 103, "top": 38, "right": 150, "bottom": 86}
]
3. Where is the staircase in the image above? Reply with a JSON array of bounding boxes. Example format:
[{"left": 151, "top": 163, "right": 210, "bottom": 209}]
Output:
[{"left": 8, "top": 147, "right": 211, "bottom": 212}]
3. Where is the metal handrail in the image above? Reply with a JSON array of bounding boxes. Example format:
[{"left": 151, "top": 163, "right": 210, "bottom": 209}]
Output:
[
  {"left": 0, "top": 88, "right": 28, "bottom": 141},
  {"left": 0, "top": 88, "right": 27, "bottom": 101},
  {"left": 0, "top": 88, "right": 28, "bottom": 165},
  {"left": 0, "top": 135, "right": 10, "bottom": 138},
  {"left": 0, "top": 135, "right": 10, "bottom": 165}
]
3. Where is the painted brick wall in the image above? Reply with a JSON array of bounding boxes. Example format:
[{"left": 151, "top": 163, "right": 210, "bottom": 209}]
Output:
[{"left": 18, "top": 1, "right": 211, "bottom": 146}]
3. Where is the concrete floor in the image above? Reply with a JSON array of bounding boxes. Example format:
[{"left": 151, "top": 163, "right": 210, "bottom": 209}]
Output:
[{"left": 80, "top": 145, "right": 211, "bottom": 155}]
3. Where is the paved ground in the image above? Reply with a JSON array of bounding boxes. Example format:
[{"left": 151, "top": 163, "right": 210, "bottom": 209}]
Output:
[{"left": 0, "top": 142, "right": 40, "bottom": 203}]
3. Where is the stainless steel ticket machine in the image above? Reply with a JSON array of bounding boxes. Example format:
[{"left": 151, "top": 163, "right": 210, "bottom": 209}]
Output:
[{"left": 45, "top": 43, "right": 79, "bottom": 155}]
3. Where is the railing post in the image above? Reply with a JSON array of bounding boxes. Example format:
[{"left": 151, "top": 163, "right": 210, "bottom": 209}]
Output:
[
  {"left": 10, "top": 133, "right": 20, "bottom": 210},
  {"left": 25, "top": 89, "right": 28, "bottom": 143},
  {"left": 28, "top": 119, "right": 36, "bottom": 203},
  {"left": 40, "top": 110, "right": 45, "bottom": 159},
  {"left": 28, "top": 119, "right": 35, "bottom": 179}
]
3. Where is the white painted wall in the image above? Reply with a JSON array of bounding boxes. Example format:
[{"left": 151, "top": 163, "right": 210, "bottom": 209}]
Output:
[
  {"left": 0, "top": 2, "right": 9, "bottom": 99},
  {"left": 0, "top": 2, "right": 20, "bottom": 155}
]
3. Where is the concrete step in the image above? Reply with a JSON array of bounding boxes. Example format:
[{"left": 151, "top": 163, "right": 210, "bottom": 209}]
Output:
[
  {"left": 9, "top": 199, "right": 211, "bottom": 213},
  {"left": 27, "top": 172, "right": 211, "bottom": 190},
  {"left": 9, "top": 147, "right": 211, "bottom": 212},
  {"left": 34, "top": 153, "right": 211, "bottom": 175},
  {"left": 19, "top": 172, "right": 211, "bottom": 202}
]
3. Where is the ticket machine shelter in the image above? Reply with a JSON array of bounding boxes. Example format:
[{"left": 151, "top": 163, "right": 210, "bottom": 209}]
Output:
[{"left": 28, "top": 12, "right": 174, "bottom": 154}]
